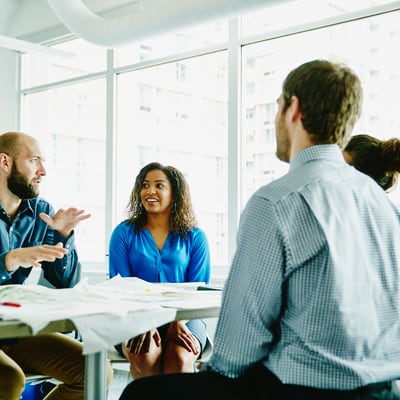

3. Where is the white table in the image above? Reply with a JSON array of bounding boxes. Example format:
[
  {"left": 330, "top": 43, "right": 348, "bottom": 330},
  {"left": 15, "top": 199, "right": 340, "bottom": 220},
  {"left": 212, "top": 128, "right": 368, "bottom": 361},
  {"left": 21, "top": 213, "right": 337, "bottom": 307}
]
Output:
[{"left": 0, "top": 288, "right": 221, "bottom": 400}]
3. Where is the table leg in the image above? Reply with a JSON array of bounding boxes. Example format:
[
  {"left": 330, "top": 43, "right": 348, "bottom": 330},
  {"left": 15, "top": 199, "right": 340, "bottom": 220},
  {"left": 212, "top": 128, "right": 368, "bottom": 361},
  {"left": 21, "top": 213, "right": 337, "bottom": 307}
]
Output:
[{"left": 84, "top": 350, "right": 107, "bottom": 400}]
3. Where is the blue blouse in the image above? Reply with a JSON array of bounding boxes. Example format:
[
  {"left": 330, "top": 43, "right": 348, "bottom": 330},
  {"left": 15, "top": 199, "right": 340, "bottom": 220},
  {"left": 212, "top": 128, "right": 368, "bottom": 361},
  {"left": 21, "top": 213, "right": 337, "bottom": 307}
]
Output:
[{"left": 108, "top": 221, "right": 211, "bottom": 284}]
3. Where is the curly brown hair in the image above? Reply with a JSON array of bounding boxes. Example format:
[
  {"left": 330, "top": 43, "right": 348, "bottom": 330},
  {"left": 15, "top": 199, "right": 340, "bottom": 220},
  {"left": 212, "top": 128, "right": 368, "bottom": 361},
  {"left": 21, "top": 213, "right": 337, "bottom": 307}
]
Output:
[{"left": 126, "top": 162, "right": 197, "bottom": 238}]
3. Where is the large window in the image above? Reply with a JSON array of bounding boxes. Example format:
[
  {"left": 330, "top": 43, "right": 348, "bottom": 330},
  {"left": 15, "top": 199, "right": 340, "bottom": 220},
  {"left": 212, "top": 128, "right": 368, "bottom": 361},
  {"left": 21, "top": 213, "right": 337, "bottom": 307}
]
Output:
[
  {"left": 19, "top": 1, "right": 400, "bottom": 281},
  {"left": 241, "top": 2, "right": 400, "bottom": 207},
  {"left": 21, "top": 39, "right": 106, "bottom": 88},
  {"left": 115, "top": 52, "right": 228, "bottom": 267},
  {"left": 20, "top": 79, "right": 106, "bottom": 263}
]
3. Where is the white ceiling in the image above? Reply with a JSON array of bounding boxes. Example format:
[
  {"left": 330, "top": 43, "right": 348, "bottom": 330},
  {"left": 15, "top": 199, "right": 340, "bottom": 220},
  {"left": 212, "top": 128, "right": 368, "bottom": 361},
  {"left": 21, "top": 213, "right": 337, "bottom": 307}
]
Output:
[
  {"left": 0, "top": 0, "right": 139, "bottom": 37},
  {"left": 46, "top": 0, "right": 279, "bottom": 48},
  {"left": 0, "top": 0, "right": 143, "bottom": 53},
  {"left": 0, "top": 0, "right": 288, "bottom": 53}
]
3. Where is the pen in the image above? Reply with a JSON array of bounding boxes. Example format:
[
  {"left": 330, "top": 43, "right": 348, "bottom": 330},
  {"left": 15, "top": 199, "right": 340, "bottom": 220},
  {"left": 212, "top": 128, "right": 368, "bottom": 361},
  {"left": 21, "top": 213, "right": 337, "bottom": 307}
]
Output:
[{"left": 0, "top": 302, "right": 21, "bottom": 307}]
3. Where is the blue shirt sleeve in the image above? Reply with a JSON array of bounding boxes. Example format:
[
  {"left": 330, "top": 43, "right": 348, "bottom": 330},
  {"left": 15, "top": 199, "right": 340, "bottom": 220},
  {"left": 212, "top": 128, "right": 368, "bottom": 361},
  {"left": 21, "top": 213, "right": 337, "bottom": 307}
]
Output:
[
  {"left": 0, "top": 198, "right": 81, "bottom": 288},
  {"left": 185, "top": 228, "right": 211, "bottom": 284},
  {"left": 108, "top": 221, "right": 133, "bottom": 278}
]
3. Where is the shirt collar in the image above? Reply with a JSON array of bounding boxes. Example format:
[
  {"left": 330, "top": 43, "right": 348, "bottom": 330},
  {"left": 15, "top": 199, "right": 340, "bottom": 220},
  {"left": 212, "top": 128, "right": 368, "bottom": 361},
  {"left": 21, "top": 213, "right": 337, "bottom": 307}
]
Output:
[
  {"left": 0, "top": 199, "right": 34, "bottom": 222},
  {"left": 18, "top": 199, "right": 35, "bottom": 216},
  {"left": 289, "top": 144, "right": 344, "bottom": 172}
]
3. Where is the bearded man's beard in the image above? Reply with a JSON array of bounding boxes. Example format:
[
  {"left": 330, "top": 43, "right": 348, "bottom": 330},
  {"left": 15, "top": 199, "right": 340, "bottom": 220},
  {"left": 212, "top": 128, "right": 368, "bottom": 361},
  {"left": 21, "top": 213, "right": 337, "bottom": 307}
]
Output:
[{"left": 7, "top": 164, "right": 39, "bottom": 199}]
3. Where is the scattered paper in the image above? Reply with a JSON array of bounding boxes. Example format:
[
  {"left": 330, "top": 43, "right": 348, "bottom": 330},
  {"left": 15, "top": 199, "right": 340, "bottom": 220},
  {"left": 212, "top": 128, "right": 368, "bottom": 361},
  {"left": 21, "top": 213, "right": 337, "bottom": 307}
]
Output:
[{"left": 0, "top": 277, "right": 221, "bottom": 354}]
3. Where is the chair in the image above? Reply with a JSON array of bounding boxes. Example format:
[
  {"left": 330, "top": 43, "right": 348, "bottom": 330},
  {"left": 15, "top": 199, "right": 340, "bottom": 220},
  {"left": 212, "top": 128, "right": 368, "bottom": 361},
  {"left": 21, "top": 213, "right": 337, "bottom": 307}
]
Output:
[
  {"left": 107, "top": 346, "right": 129, "bottom": 366},
  {"left": 38, "top": 262, "right": 82, "bottom": 288},
  {"left": 107, "top": 346, "right": 132, "bottom": 395},
  {"left": 22, "top": 375, "right": 56, "bottom": 400},
  {"left": 195, "top": 334, "right": 213, "bottom": 371}
]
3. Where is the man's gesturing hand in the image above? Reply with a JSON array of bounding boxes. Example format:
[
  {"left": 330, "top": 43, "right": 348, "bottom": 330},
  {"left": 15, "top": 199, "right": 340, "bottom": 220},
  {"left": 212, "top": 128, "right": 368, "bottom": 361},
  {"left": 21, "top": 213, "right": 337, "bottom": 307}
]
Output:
[
  {"left": 5, "top": 242, "right": 68, "bottom": 272},
  {"left": 39, "top": 208, "right": 91, "bottom": 238}
]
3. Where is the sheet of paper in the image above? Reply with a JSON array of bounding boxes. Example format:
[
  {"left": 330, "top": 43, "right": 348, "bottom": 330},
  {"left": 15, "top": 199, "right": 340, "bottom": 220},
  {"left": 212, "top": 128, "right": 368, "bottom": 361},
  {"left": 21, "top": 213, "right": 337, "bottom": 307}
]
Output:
[
  {"left": 0, "top": 284, "right": 177, "bottom": 354},
  {"left": 0, "top": 278, "right": 221, "bottom": 354},
  {"left": 71, "top": 308, "right": 176, "bottom": 354}
]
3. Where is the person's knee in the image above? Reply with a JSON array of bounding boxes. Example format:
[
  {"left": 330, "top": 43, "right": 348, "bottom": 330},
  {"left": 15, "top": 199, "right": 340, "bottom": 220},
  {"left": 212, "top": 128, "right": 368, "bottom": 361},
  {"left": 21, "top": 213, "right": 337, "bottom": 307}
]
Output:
[
  {"left": 0, "top": 363, "right": 25, "bottom": 400},
  {"left": 163, "top": 341, "right": 198, "bottom": 373},
  {"left": 128, "top": 353, "right": 162, "bottom": 379}
]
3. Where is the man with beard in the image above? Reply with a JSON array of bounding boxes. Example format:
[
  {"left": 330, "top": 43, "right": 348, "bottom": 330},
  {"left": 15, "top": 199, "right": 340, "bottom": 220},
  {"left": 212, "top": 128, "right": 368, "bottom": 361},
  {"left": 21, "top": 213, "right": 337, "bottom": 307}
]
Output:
[
  {"left": 119, "top": 60, "right": 400, "bottom": 400},
  {"left": 0, "top": 131, "right": 113, "bottom": 399}
]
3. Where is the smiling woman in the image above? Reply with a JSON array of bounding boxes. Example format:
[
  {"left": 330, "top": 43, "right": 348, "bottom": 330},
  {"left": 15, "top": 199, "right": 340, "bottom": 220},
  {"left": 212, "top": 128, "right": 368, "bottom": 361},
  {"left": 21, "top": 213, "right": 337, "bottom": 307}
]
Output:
[{"left": 108, "top": 161, "right": 211, "bottom": 380}]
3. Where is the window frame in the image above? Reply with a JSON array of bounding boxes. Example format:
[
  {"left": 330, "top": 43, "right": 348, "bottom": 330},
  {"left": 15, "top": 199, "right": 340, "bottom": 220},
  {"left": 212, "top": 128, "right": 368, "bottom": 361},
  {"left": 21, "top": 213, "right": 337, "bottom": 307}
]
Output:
[{"left": 18, "top": 2, "right": 400, "bottom": 282}]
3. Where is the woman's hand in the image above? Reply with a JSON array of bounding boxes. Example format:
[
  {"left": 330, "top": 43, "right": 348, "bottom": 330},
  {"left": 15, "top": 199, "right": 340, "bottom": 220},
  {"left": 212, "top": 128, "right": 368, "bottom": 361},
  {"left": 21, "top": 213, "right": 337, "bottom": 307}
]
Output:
[
  {"left": 166, "top": 321, "right": 200, "bottom": 355},
  {"left": 126, "top": 329, "right": 161, "bottom": 354}
]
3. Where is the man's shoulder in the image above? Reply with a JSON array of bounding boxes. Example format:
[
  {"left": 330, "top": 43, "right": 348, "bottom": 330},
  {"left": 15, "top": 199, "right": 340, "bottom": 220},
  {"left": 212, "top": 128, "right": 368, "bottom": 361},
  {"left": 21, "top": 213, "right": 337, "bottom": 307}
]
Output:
[
  {"left": 254, "top": 159, "right": 351, "bottom": 204},
  {"left": 254, "top": 166, "right": 313, "bottom": 203}
]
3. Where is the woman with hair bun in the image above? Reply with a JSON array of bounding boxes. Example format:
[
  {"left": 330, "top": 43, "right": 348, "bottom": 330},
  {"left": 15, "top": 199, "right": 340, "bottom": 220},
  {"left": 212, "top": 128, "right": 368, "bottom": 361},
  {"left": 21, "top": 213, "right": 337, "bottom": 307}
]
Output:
[{"left": 343, "top": 134, "right": 400, "bottom": 191}]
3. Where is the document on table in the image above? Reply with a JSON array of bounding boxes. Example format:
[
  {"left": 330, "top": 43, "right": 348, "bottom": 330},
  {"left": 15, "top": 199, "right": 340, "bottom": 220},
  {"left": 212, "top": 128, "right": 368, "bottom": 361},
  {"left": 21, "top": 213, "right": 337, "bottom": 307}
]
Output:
[
  {"left": 0, "top": 282, "right": 176, "bottom": 354},
  {"left": 0, "top": 277, "right": 221, "bottom": 354},
  {"left": 90, "top": 275, "right": 220, "bottom": 308}
]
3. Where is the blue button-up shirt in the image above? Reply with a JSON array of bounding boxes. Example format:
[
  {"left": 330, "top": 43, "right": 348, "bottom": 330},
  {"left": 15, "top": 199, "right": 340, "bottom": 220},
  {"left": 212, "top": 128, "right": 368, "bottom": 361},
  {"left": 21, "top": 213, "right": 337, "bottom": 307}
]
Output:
[
  {"left": 0, "top": 198, "right": 79, "bottom": 288},
  {"left": 207, "top": 144, "right": 400, "bottom": 389}
]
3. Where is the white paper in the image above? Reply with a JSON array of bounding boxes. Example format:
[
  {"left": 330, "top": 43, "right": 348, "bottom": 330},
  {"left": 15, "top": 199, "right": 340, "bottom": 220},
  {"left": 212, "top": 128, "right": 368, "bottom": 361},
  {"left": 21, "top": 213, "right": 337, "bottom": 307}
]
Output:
[
  {"left": 71, "top": 308, "right": 176, "bottom": 354},
  {"left": 0, "top": 278, "right": 221, "bottom": 355}
]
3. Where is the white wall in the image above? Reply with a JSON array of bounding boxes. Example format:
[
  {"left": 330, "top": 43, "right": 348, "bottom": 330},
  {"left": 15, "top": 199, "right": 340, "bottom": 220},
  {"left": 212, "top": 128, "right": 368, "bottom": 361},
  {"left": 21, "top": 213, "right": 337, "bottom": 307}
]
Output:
[{"left": 0, "top": 48, "right": 19, "bottom": 132}]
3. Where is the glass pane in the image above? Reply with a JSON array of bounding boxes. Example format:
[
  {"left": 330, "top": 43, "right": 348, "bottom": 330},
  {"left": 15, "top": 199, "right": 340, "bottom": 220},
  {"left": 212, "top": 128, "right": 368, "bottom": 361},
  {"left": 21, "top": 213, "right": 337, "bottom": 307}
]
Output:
[
  {"left": 115, "top": 20, "right": 227, "bottom": 67},
  {"left": 115, "top": 51, "right": 228, "bottom": 267},
  {"left": 242, "top": 0, "right": 395, "bottom": 38},
  {"left": 242, "top": 9, "right": 400, "bottom": 208},
  {"left": 20, "top": 79, "right": 107, "bottom": 263},
  {"left": 21, "top": 38, "right": 107, "bottom": 88}
]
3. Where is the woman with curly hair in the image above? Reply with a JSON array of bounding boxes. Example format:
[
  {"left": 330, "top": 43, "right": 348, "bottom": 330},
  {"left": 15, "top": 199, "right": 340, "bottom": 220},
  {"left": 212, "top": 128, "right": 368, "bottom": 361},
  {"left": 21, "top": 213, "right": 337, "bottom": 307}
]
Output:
[
  {"left": 109, "top": 162, "right": 211, "bottom": 379},
  {"left": 343, "top": 134, "right": 400, "bottom": 191}
]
